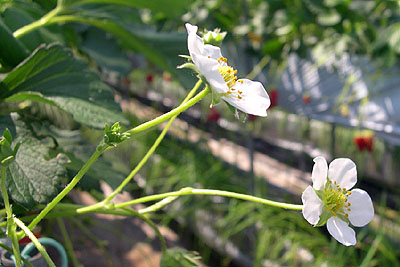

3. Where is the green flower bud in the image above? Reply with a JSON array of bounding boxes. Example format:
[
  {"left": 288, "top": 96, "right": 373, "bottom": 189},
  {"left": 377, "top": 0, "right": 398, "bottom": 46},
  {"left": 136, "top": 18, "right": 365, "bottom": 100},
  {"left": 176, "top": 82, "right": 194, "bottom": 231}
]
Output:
[
  {"left": 98, "top": 122, "right": 130, "bottom": 151},
  {"left": 202, "top": 29, "right": 227, "bottom": 47}
]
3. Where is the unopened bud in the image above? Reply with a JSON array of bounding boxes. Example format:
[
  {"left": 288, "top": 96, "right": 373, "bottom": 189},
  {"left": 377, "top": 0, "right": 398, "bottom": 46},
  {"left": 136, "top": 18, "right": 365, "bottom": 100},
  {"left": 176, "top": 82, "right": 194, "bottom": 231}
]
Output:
[{"left": 203, "top": 29, "right": 227, "bottom": 47}]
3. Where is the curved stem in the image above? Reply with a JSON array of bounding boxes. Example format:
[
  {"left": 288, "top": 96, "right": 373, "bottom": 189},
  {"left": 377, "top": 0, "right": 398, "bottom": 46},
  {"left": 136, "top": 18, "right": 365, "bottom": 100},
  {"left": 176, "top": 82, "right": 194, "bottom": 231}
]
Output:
[
  {"left": 124, "top": 86, "right": 210, "bottom": 137},
  {"left": 138, "top": 196, "right": 178, "bottom": 215},
  {"left": 116, "top": 187, "right": 303, "bottom": 211},
  {"left": 13, "top": 6, "right": 65, "bottom": 39},
  {"left": 103, "top": 79, "right": 203, "bottom": 204},
  {"left": 120, "top": 207, "right": 167, "bottom": 253},
  {"left": 14, "top": 218, "right": 56, "bottom": 267}
]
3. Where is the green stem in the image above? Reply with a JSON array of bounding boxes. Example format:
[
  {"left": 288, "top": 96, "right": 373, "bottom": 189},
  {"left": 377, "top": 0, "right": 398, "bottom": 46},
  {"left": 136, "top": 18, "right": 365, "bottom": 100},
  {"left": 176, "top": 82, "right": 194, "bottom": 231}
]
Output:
[
  {"left": 45, "top": 185, "right": 302, "bottom": 217},
  {"left": 1, "top": 167, "right": 22, "bottom": 266},
  {"left": 14, "top": 218, "right": 56, "bottom": 267},
  {"left": 13, "top": 6, "right": 64, "bottom": 39},
  {"left": 25, "top": 148, "right": 103, "bottom": 233},
  {"left": 56, "top": 218, "right": 80, "bottom": 267},
  {"left": 116, "top": 187, "right": 303, "bottom": 211},
  {"left": 0, "top": 208, "right": 136, "bottom": 229},
  {"left": 8, "top": 219, "right": 22, "bottom": 267},
  {"left": 121, "top": 207, "right": 167, "bottom": 253},
  {"left": 103, "top": 80, "right": 204, "bottom": 204},
  {"left": 138, "top": 196, "right": 178, "bottom": 215},
  {"left": 124, "top": 85, "right": 210, "bottom": 137},
  {"left": 246, "top": 55, "right": 270, "bottom": 80},
  {"left": 1, "top": 167, "right": 12, "bottom": 219}
]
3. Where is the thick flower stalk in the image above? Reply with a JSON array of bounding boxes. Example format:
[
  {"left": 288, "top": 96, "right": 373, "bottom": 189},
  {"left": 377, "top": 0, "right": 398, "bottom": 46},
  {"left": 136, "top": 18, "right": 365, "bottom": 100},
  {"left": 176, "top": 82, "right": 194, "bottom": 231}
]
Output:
[
  {"left": 185, "top": 23, "right": 270, "bottom": 116},
  {"left": 301, "top": 157, "right": 374, "bottom": 246}
]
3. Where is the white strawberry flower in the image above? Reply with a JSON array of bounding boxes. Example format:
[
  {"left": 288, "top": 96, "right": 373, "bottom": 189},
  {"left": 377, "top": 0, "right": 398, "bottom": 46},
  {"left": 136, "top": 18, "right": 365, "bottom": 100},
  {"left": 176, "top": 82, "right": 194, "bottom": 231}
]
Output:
[
  {"left": 185, "top": 23, "right": 270, "bottom": 117},
  {"left": 301, "top": 157, "right": 374, "bottom": 246}
]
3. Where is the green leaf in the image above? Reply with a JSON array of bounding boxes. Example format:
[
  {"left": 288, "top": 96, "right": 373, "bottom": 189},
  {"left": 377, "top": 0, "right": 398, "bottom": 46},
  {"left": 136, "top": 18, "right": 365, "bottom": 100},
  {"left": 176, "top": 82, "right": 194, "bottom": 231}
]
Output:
[
  {"left": 3, "top": 114, "right": 68, "bottom": 208},
  {"left": 1, "top": 6, "right": 45, "bottom": 51},
  {"left": 5, "top": 92, "right": 57, "bottom": 106},
  {"left": 60, "top": 5, "right": 196, "bottom": 88},
  {"left": 81, "top": 27, "right": 131, "bottom": 75},
  {"left": 211, "top": 88, "right": 222, "bottom": 106},
  {"left": 1, "top": 4, "right": 65, "bottom": 51},
  {"left": 0, "top": 18, "right": 29, "bottom": 70},
  {"left": 262, "top": 39, "right": 284, "bottom": 57},
  {"left": 68, "top": 0, "right": 195, "bottom": 18},
  {"left": 1, "top": 43, "right": 127, "bottom": 128},
  {"left": 0, "top": 115, "right": 16, "bottom": 138},
  {"left": 38, "top": 125, "right": 126, "bottom": 190},
  {"left": 126, "top": 28, "right": 196, "bottom": 89}
]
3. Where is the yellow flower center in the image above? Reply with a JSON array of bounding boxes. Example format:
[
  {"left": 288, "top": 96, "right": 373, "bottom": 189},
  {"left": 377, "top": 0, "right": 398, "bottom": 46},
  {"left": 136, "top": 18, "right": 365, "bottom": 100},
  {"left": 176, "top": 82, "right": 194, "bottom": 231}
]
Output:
[
  {"left": 216, "top": 57, "right": 244, "bottom": 100},
  {"left": 324, "top": 180, "right": 352, "bottom": 218}
]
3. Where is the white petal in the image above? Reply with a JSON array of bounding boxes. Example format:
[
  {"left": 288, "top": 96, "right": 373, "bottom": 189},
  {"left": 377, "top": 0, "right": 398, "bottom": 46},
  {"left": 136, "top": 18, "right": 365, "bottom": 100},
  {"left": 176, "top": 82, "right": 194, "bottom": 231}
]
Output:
[
  {"left": 203, "top": 44, "right": 223, "bottom": 61},
  {"left": 312, "top": 156, "right": 328, "bottom": 190},
  {"left": 328, "top": 158, "right": 357, "bottom": 190},
  {"left": 327, "top": 217, "right": 356, "bottom": 246},
  {"left": 301, "top": 186, "right": 323, "bottom": 226},
  {"left": 223, "top": 79, "right": 270, "bottom": 116},
  {"left": 192, "top": 53, "right": 229, "bottom": 94},
  {"left": 185, "top": 23, "right": 204, "bottom": 64},
  {"left": 347, "top": 189, "right": 374, "bottom": 227}
]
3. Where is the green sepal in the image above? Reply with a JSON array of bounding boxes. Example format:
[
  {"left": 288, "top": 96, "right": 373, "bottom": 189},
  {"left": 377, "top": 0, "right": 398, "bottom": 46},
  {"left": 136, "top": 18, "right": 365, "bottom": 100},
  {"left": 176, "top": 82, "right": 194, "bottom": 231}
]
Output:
[
  {"left": 211, "top": 88, "right": 222, "bottom": 106},
  {"left": 224, "top": 100, "right": 239, "bottom": 118},
  {"left": 315, "top": 208, "right": 331, "bottom": 227},
  {"left": 178, "top": 55, "right": 192, "bottom": 61},
  {"left": 177, "top": 62, "right": 198, "bottom": 73},
  {"left": 314, "top": 188, "right": 325, "bottom": 201},
  {"left": 337, "top": 213, "right": 350, "bottom": 224}
]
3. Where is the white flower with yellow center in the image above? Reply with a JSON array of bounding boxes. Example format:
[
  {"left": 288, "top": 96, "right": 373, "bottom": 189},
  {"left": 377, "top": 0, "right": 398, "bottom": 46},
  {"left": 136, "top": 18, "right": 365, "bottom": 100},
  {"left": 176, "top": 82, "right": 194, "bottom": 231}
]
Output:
[
  {"left": 301, "top": 157, "right": 374, "bottom": 246},
  {"left": 185, "top": 23, "right": 270, "bottom": 117}
]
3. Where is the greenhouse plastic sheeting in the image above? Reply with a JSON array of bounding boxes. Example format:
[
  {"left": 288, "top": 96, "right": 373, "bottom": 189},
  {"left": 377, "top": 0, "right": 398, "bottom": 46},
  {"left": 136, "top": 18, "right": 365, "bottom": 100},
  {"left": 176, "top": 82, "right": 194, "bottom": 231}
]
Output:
[{"left": 278, "top": 53, "right": 400, "bottom": 145}]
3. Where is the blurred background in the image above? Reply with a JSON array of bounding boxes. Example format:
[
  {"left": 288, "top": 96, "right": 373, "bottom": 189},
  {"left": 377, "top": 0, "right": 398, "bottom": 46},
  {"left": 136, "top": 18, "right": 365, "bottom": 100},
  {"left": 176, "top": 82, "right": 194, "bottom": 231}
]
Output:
[
  {"left": 2, "top": 0, "right": 400, "bottom": 266},
  {"left": 107, "top": 0, "right": 400, "bottom": 265}
]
